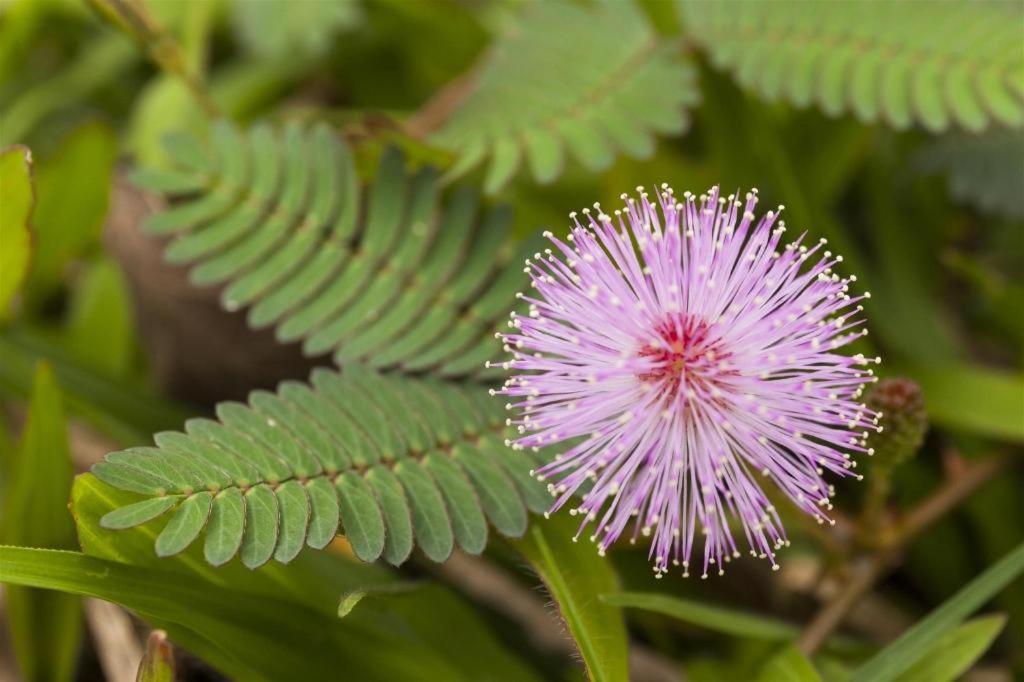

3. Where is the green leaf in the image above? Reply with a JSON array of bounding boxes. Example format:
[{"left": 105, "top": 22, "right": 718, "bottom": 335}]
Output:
[
  {"left": 91, "top": 368, "right": 548, "bottom": 568},
  {"left": 64, "top": 473, "right": 540, "bottom": 681},
  {"left": 917, "top": 130, "right": 1024, "bottom": 219},
  {"left": 272, "top": 479, "right": 311, "bottom": 563},
  {"left": 422, "top": 454, "right": 488, "bottom": 555},
  {"left": 136, "top": 630, "right": 175, "bottom": 682},
  {"left": 511, "top": 513, "right": 630, "bottom": 682},
  {"left": 100, "top": 496, "right": 182, "bottom": 530},
  {"left": 64, "top": 258, "right": 137, "bottom": 377},
  {"left": 0, "top": 34, "right": 136, "bottom": 147},
  {"left": 155, "top": 492, "right": 214, "bottom": 557},
  {"left": 851, "top": 541, "right": 1024, "bottom": 682},
  {"left": 0, "top": 145, "right": 33, "bottom": 316},
  {"left": 0, "top": 546, "right": 396, "bottom": 681},
  {"left": 364, "top": 465, "right": 414, "bottom": 566},
  {"left": 27, "top": 121, "right": 118, "bottom": 302},
  {"left": 430, "top": 0, "right": 699, "bottom": 191},
  {"left": 336, "top": 472, "right": 386, "bottom": 563},
  {"left": 908, "top": 365, "right": 1024, "bottom": 442},
  {"left": 894, "top": 614, "right": 1006, "bottom": 682},
  {"left": 240, "top": 484, "right": 278, "bottom": 569},
  {"left": 203, "top": 488, "right": 246, "bottom": 566},
  {"left": 132, "top": 120, "right": 529, "bottom": 378},
  {"left": 601, "top": 591, "right": 798, "bottom": 641},
  {"left": 756, "top": 645, "right": 821, "bottom": 682},
  {"left": 679, "top": 0, "right": 1024, "bottom": 133},
  {"left": 1, "top": 363, "right": 82, "bottom": 682},
  {"left": 0, "top": 328, "right": 190, "bottom": 445},
  {"left": 395, "top": 459, "right": 454, "bottom": 563},
  {"left": 305, "top": 477, "right": 340, "bottom": 550},
  {"left": 230, "top": 0, "right": 360, "bottom": 60}
]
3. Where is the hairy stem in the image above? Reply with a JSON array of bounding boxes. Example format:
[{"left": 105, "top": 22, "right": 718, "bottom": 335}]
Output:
[{"left": 427, "top": 552, "right": 682, "bottom": 682}]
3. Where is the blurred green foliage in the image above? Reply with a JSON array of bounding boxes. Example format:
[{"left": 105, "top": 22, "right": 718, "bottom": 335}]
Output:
[
  {"left": 0, "top": 145, "right": 33, "bottom": 316},
  {"left": 1, "top": 364, "right": 82, "bottom": 681},
  {"left": 0, "top": 0, "right": 1021, "bottom": 680}
]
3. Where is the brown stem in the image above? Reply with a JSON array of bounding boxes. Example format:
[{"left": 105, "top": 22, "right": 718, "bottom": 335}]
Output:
[
  {"left": 894, "top": 455, "right": 1007, "bottom": 546},
  {"left": 797, "top": 555, "right": 893, "bottom": 655},
  {"left": 404, "top": 67, "right": 480, "bottom": 138},
  {"left": 797, "top": 455, "right": 1008, "bottom": 655}
]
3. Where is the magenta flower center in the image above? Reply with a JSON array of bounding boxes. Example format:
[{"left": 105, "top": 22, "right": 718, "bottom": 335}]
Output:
[{"left": 637, "top": 315, "right": 735, "bottom": 405}]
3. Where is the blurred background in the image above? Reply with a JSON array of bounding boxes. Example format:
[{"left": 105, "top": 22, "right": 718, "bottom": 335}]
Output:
[{"left": 0, "top": 0, "right": 1022, "bottom": 680}]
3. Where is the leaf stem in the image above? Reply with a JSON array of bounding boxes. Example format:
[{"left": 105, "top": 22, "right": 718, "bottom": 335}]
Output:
[
  {"left": 797, "top": 455, "right": 1008, "bottom": 655},
  {"left": 405, "top": 68, "right": 479, "bottom": 138},
  {"left": 85, "top": 0, "right": 220, "bottom": 118}
]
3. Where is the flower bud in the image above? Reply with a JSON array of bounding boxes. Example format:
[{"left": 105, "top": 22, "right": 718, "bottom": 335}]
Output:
[{"left": 864, "top": 377, "right": 927, "bottom": 472}]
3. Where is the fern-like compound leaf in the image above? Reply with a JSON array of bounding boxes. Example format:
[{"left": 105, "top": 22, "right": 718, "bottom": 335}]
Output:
[
  {"left": 679, "top": 0, "right": 1024, "bottom": 132},
  {"left": 429, "top": 0, "right": 699, "bottom": 192},
  {"left": 93, "top": 367, "right": 552, "bottom": 568},
  {"left": 917, "top": 129, "right": 1024, "bottom": 218},
  {"left": 131, "top": 120, "right": 534, "bottom": 380}
]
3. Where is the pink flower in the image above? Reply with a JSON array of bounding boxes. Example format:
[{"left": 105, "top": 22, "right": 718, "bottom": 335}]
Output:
[{"left": 496, "top": 185, "right": 881, "bottom": 578}]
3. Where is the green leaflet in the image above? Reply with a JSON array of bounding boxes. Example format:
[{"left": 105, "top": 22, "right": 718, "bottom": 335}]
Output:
[
  {"left": 679, "top": 0, "right": 1024, "bottom": 133},
  {"left": 94, "top": 368, "right": 550, "bottom": 568},
  {"left": 155, "top": 491, "right": 213, "bottom": 557},
  {"left": 422, "top": 453, "right": 488, "bottom": 555},
  {"left": 204, "top": 488, "right": 246, "bottom": 566},
  {"left": 850, "top": 541, "right": 1024, "bottom": 682},
  {"left": 100, "top": 496, "right": 183, "bottom": 530},
  {"left": 131, "top": 119, "right": 531, "bottom": 379},
  {"left": 67, "top": 473, "right": 543, "bottom": 681},
  {"left": 240, "top": 485, "right": 278, "bottom": 569},
  {"left": 364, "top": 466, "right": 414, "bottom": 566},
  {"left": 0, "top": 545, "right": 538, "bottom": 682},
  {"left": 917, "top": 130, "right": 1024, "bottom": 219},
  {"left": 337, "top": 471, "right": 386, "bottom": 563},
  {"left": 430, "top": 0, "right": 698, "bottom": 192},
  {"left": 272, "top": 479, "right": 311, "bottom": 563},
  {"left": 230, "top": 0, "right": 360, "bottom": 60},
  {"left": 395, "top": 459, "right": 455, "bottom": 563}
]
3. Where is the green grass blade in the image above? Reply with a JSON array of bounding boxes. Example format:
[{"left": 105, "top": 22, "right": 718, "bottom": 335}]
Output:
[
  {"left": 894, "top": 614, "right": 1006, "bottom": 682},
  {"left": 851, "top": 541, "right": 1024, "bottom": 682},
  {"left": 1, "top": 364, "right": 82, "bottom": 682}
]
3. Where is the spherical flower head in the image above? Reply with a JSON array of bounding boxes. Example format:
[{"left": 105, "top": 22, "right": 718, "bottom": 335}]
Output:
[{"left": 498, "top": 185, "right": 881, "bottom": 578}]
